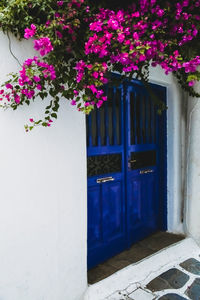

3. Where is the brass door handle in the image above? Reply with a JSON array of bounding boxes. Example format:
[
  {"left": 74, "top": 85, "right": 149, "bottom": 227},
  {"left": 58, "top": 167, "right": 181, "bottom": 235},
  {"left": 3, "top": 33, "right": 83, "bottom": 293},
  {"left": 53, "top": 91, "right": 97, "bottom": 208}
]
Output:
[
  {"left": 140, "top": 169, "right": 154, "bottom": 174},
  {"left": 97, "top": 176, "right": 115, "bottom": 183},
  {"left": 129, "top": 159, "right": 137, "bottom": 163}
]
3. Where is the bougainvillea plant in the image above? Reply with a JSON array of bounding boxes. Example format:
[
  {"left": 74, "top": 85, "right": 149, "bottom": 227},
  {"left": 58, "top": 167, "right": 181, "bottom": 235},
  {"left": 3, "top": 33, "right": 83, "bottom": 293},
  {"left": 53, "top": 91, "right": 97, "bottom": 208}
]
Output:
[{"left": 0, "top": 0, "right": 200, "bottom": 130}]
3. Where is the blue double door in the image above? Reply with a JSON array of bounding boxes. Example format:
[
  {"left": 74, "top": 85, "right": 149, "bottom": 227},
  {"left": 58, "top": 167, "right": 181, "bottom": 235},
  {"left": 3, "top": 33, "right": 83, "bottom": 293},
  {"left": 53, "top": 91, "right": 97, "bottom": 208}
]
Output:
[{"left": 87, "top": 80, "right": 167, "bottom": 269}]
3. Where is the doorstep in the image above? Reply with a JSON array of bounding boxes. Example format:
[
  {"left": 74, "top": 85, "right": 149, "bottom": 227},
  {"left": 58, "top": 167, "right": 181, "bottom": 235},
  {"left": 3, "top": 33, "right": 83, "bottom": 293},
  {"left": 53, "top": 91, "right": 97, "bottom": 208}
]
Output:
[
  {"left": 84, "top": 238, "right": 200, "bottom": 300},
  {"left": 88, "top": 232, "right": 184, "bottom": 284}
]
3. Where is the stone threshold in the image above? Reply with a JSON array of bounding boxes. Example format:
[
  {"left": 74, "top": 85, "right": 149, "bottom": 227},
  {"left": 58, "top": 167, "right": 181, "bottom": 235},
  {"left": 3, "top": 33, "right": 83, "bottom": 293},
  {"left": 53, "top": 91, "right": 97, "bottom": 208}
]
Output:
[
  {"left": 84, "top": 238, "right": 200, "bottom": 300},
  {"left": 88, "top": 232, "right": 184, "bottom": 284}
]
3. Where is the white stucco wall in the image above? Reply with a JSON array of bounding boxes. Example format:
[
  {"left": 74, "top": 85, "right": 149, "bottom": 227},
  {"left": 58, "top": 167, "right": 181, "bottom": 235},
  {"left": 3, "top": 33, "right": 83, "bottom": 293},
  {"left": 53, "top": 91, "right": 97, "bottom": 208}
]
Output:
[
  {"left": 149, "top": 67, "right": 184, "bottom": 234},
  {"left": 0, "top": 32, "right": 87, "bottom": 300},
  {"left": 185, "top": 83, "right": 200, "bottom": 244}
]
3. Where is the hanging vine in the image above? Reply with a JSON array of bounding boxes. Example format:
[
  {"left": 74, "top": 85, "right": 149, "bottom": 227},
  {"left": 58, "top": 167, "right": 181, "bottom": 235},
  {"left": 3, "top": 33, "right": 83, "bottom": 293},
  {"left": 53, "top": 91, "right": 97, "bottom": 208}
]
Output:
[{"left": 0, "top": 0, "right": 200, "bottom": 130}]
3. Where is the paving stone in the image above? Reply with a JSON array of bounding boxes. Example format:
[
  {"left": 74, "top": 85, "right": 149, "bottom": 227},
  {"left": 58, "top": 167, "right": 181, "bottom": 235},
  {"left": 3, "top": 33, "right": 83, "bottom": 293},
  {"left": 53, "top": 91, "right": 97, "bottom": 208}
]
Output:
[
  {"left": 106, "top": 291, "right": 131, "bottom": 300},
  {"left": 146, "top": 268, "right": 189, "bottom": 292},
  {"left": 159, "top": 294, "right": 188, "bottom": 300},
  {"left": 147, "top": 276, "right": 171, "bottom": 291},
  {"left": 180, "top": 258, "right": 200, "bottom": 275},
  {"left": 129, "top": 288, "right": 155, "bottom": 300},
  {"left": 185, "top": 278, "right": 200, "bottom": 300}
]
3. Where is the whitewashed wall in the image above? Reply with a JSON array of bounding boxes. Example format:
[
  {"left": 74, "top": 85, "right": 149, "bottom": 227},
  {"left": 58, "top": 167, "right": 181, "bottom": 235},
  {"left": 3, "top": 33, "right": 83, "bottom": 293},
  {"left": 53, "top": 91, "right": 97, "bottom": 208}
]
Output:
[
  {"left": 0, "top": 32, "right": 87, "bottom": 300},
  {"left": 184, "top": 82, "right": 200, "bottom": 244},
  {"left": 149, "top": 67, "right": 184, "bottom": 234}
]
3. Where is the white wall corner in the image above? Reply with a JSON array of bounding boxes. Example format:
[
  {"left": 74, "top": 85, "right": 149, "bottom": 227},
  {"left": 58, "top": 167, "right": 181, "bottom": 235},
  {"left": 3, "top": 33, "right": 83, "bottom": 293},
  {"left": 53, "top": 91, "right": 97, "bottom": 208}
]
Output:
[
  {"left": 184, "top": 82, "right": 200, "bottom": 245},
  {"left": 149, "top": 66, "right": 185, "bottom": 234}
]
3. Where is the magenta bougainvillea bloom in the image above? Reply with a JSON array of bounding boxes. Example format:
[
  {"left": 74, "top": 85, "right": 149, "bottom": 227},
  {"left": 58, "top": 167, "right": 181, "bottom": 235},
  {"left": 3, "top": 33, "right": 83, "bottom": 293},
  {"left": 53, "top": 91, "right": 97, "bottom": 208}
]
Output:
[
  {"left": 5, "top": 83, "right": 13, "bottom": 89},
  {"left": 24, "top": 24, "right": 36, "bottom": 39},
  {"left": 0, "top": 0, "right": 200, "bottom": 131},
  {"left": 34, "top": 37, "right": 54, "bottom": 56},
  {"left": 57, "top": 1, "right": 64, "bottom": 6}
]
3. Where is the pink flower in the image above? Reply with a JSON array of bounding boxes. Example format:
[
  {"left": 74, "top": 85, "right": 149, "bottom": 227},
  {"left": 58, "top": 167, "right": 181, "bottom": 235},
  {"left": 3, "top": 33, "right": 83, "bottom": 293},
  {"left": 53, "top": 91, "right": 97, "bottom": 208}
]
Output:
[
  {"left": 117, "top": 33, "right": 125, "bottom": 43},
  {"left": 5, "top": 83, "right": 13, "bottom": 89},
  {"left": 56, "top": 31, "right": 63, "bottom": 39},
  {"left": 5, "top": 94, "right": 10, "bottom": 101},
  {"left": 27, "top": 90, "right": 35, "bottom": 99},
  {"left": 33, "top": 76, "right": 40, "bottom": 82},
  {"left": 14, "top": 94, "right": 20, "bottom": 104},
  {"left": 193, "top": 28, "right": 198, "bottom": 36},
  {"left": 107, "top": 19, "right": 119, "bottom": 30},
  {"left": 101, "top": 78, "right": 108, "bottom": 84},
  {"left": 57, "top": 1, "right": 63, "bottom": 5},
  {"left": 87, "top": 64, "right": 93, "bottom": 69},
  {"left": 36, "top": 84, "right": 42, "bottom": 90},
  {"left": 29, "top": 118, "right": 34, "bottom": 123},
  {"left": 90, "top": 21, "right": 103, "bottom": 32},
  {"left": 89, "top": 85, "right": 97, "bottom": 94},
  {"left": 132, "top": 12, "right": 140, "bottom": 17},
  {"left": 24, "top": 24, "right": 37, "bottom": 39},
  {"left": 92, "top": 72, "right": 99, "bottom": 79},
  {"left": 133, "top": 32, "right": 139, "bottom": 40},
  {"left": 73, "top": 90, "right": 79, "bottom": 96},
  {"left": 97, "top": 100, "right": 103, "bottom": 108},
  {"left": 157, "top": 9, "right": 164, "bottom": 17},
  {"left": 188, "top": 80, "right": 195, "bottom": 86},
  {"left": 34, "top": 37, "right": 53, "bottom": 56},
  {"left": 24, "top": 58, "right": 34, "bottom": 66},
  {"left": 71, "top": 100, "right": 77, "bottom": 105},
  {"left": 45, "top": 20, "right": 51, "bottom": 27}
]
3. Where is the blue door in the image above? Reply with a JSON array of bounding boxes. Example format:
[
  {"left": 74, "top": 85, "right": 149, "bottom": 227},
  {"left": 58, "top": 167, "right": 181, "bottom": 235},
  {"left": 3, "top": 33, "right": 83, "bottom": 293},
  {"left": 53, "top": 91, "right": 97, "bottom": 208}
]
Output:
[{"left": 87, "top": 80, "right": 167, "bottom": 269}]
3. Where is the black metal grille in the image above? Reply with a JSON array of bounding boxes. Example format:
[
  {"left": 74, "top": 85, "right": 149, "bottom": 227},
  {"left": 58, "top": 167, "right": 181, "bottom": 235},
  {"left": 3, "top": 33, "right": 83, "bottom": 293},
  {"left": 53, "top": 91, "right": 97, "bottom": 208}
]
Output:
[
  {"left": 87, "top": 154, "right": 122, "bottom": 177},
  {"left": 130, "top": 150, "right": 156, "bottom": 170}
]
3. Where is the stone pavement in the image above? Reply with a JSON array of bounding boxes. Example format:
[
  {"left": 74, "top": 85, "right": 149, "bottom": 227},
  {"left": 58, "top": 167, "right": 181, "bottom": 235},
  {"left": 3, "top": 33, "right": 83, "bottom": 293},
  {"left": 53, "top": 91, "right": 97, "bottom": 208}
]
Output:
[{"left": 106, "top": 258, "right": 200, "bottom": 300}]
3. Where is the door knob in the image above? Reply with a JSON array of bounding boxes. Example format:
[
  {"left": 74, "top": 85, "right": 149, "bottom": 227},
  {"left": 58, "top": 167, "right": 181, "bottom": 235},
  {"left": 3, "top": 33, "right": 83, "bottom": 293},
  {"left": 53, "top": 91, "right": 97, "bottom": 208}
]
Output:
[{"left": 140, "top": 169, "right": 154, "bottom": 174}]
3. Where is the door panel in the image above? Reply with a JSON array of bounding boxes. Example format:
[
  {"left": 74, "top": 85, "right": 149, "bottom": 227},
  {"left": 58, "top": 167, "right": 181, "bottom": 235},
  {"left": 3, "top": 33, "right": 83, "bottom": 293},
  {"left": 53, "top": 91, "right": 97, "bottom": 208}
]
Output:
[
  {"left": 103, "top": 180, "right": 124, "bottom": 241},
  {"left": 128, "top": 177, "right": 143, "bottom": 227},
  {"left": 87, "top": 85, "right": 126, "bottom": 269},
  {"left": 87, "top": 80, "right": 166, "bottom": 269},
  {"left": 88, "top": 185, "right": 102, "bottom": 248},
  {"left": 126, "top": 82, "right": 160, "bottom": 246}
]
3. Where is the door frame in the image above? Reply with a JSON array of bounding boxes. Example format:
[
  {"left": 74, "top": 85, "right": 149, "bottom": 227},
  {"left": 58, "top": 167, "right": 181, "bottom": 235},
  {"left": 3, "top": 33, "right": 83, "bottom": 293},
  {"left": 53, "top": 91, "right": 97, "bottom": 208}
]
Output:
[{"left": 86, "top": 77, "right": 168, "bottom": 269}]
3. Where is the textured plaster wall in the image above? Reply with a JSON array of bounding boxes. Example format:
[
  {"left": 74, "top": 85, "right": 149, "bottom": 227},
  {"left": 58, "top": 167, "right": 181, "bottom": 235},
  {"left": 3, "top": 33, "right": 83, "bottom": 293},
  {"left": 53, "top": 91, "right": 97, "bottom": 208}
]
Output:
[
  {"left": 0, "top": 32, "right": 87, "bottom": 300},
  {"left": 185, "top": 82, "right": 200, "bottom": 244},
  {"left": 149, "top": 66, "right": 184, "bottom": 234}
]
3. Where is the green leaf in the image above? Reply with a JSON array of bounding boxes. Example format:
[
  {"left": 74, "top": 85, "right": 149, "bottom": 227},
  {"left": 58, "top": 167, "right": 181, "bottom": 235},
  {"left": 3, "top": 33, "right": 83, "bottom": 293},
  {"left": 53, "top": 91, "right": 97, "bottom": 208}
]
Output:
[{"left": 51, "top": 113, "right": 57, "bottom": 119}]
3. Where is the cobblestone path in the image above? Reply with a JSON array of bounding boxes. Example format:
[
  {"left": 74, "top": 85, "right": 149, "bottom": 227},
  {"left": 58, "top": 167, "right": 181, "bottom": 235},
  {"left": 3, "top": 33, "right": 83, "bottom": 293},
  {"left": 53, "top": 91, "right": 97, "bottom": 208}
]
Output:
[{"left": 106, "top": 258, "right": 200, "bottom": 300}]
